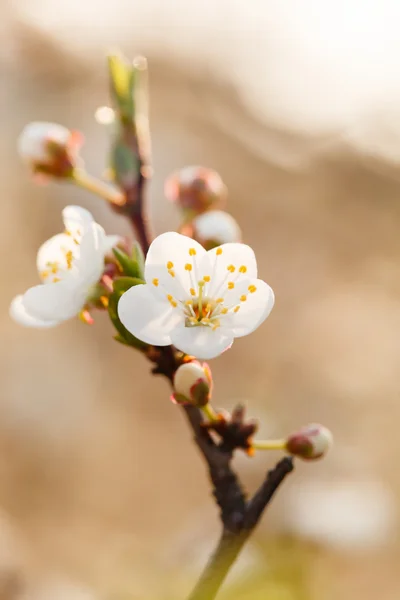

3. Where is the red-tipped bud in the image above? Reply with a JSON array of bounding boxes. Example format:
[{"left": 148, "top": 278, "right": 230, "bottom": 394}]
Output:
[
  {"left": 18, "top": 122, "right": 82, "bottom": 179},
  {"left": 172, "top": 360, "right": 212, "bottom": 407},
  {"left": 191, "top": 210, "right": 242, "bottom": 249},
  {"left": 165, "top": 166, "right": 227, "bottom": 216},
  {"left": 286, "top": 423, "right": 333, "bottom": 461}
]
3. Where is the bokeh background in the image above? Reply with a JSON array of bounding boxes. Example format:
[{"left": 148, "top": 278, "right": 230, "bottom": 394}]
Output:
[{"left": 1, "top": 1, "right": 400, "bottom": 598}]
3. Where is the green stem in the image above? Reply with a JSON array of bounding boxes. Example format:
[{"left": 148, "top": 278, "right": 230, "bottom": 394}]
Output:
[
  {"left": 252, "top": 439, "right": 287, "bottom": 451},
  {"left": 72, "top": 169, "right": 124, "bottom": 206}
]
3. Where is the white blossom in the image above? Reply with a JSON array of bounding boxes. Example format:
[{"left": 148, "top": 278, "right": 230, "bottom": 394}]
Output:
[
  {"left": 118, "top": 232, "right": 274, "bottom": 359},
  {"left": 18, "top": 122, "right": 81, "bottom": 177},
  {"left": 286, "top": 423, "right": 333, "bottom": 460},
  {"left": 173, "top": 360, "right": 212, "bottom": 405},
  {"left": 10, "top": 206, "right": 119, "bottom": 328},
  {"left": 192, "top": 210, "right": 242, "bottom": 245}
]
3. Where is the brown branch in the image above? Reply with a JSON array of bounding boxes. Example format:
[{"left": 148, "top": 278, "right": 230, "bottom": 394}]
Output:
[
  {"left": 187, "top": 457, "right": 294, "bottom": 600},
  {"left": 118, "top": 77, "right": 294, "bottom": 600}
]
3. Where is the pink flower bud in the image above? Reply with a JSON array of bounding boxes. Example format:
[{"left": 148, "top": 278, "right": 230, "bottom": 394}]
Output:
[
  {"left": 191, "top": 210, "right": 242, "bottom": 249},
  {"left": 172, "top": 360, "right": 212, "bottom": 406},
  {"left": 18, "top": 122, "right": 82, "bottom": 179},
  {"left": 165, "top": 166, "right": 227, "bottom": 215},
  {"left": 286, "top": 423, "right": 333, "bottom": 460}
]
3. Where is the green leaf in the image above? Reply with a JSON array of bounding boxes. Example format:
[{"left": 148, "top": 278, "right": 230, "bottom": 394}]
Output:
[
  {"left": 108, "top": 283, "right": 147, "bottom": 350},
  {"left": 132, "top": 241, "right": 145, "bottom": 277},
  {"left": 112, "top": 247, "right": 143, "bottom": 278},
  {"left": 110, "top": 139, "right": 141, "bottom": 189},
  {"left": 112, "top": 276, "right": 144, "bottom": 294},
  {"left": 108, "top": 54, "right": 135, "bottom": 122}
]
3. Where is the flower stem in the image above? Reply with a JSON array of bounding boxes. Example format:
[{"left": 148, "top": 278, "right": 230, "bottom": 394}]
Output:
[
  {"left": 252, "top": 439, "right": 287, "bottom": 451},
  {"left": 72, "top": 169, "right": 125, "bottom": 206},
  {"left": 201, "top": 403, "right": 219, "bottom": 423}
]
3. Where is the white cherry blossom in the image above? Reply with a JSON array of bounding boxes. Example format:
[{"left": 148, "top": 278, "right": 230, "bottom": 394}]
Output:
[
  {"left": 10, "top": 206, "right": 119, "bottom": 328},
  {"left": 18, "top": 121, "right": 81, "bottom": 177},
  {"left": 118, "top": 232, "right": 274, "bottom": 359}
]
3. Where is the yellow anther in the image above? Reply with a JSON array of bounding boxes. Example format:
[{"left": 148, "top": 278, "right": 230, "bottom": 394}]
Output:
[
  {"left": 185, "top": 263, "right": 193, "bottom": 271},
  {"left": 234, "top": 306, "right": 240, "bottom": 313},
  {"left": 203, "top": 275, "right": 210, "bottom": 282},
  {"left": 65, "top": 250, "right": 73, "bottom": 270},
  {"left": 248, "top": 285, "right": 257, "bottom": 293},
  {"left": 212, "top": 322, "right": 221, "bottom": 331},
  {"left": 168, "top": 269, "right": 176, "bottom": 278},
  {"left": 167, "top": 261, "right": 174, "bottom": 269},
  {"left": 51, "top": 266, "right": 58, "bottom": 274},
  {"left": 65, "top": 229, "right": 71, "bottom": 236},
  {"left": 185, "top": 300, "right": 193, "bottom": 306},
  {"left": 202, "top": 318, "right": 211, "bottom": 324},
  {"left": 41, "top": 270, "right": 49, "bottom": 279},
  {"left": 190, "top": 288, "right": 196, "bottom": 296},
  {"left": 240, "top": 295, "right": 247, "bottom": 302},
  {"left": 239, "top": 265, "right": 247, "bottom": 273},
  {"left": 53, "top": 277, "right": 61, "bottom": 283},
  {"left": 221, "top": 308, "right": 228, "bottom": 315},
  {"left": 100, "top": 296, "right": 109, "bottom": 308},
  {"left": 205, "top": 303, "right": 212, "bottom": 314},
  {"left": 228, "top": 282, "right": 235, "bottom": 290},
  {"left": 227, "top": 265, "right": 235, "bottom": 273},
  {"left": 189, "top": 316, "right": 197, "bottom": 324},
  {"left": 167, "top": 294, "right": 177, "bottom": 308},
  {"left": 216, "top": 248, "right": 223, "bottom": 255},
  {"left": 189, "top": 248, "right": 197, "bottom": 256},
  {"left": 216, "top": 297, "right": 224, "bottom": 303},
  {"left": 152, "top": 278, "right": 159, "bottom": 287}
]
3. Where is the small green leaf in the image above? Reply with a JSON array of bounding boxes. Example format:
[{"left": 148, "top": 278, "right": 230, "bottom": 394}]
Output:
[
  {"left": 132, "top": 241, "right": 145, "bottom": 277},
  {"left": 112, "top": 247, "right": 143, "bottom": 278},
  {"left": 112, "top": 276, "right": 144, "bottom": 294},
  {"left": 108, "top": 285, "right": 147, "bottom": 350},
  {"left": 110, "top": 139, "right": 141, "bottom": 189},
  {"left": 108, "top": 54, "right": 135, "bottom": 122}
]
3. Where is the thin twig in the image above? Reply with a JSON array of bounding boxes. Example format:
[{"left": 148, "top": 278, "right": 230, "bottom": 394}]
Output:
[{"left": 187, "top": 458, "right": 294, "bottom": 600}]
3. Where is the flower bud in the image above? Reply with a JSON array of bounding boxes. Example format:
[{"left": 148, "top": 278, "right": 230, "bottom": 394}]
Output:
[
  {"left": 286, "top": 424, "right": 333, "bottom": 460},
  {"left": 18, "top": 122, "right": 82, "bottom": 178},
  {"left": 191, "top": 210, "right": 242, "bottom": 249},
  {"left": 165, "top": 166, "right": 227, "bottom": 215},
  {"left": 172, "top": 361, "right": 212, "bottom": 407}
]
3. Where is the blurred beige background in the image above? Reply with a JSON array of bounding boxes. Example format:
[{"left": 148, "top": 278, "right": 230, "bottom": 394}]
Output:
[{"left": 1, "top": 1, "right": 400, "bottom": 599}]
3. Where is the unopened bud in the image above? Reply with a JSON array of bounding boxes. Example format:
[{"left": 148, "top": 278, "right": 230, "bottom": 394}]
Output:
[
  {"left": 172, "top": 361, "right": 212, "bottom": 407},
  {"left": 191, "top": 210, "right": 241, "bottom": 249},
  {"left": 286, "top": 424, "right": 333, "bottom": 460},
  {"left": 165, "top": 166, "right": 227, "bottom": 216},
  {"left": 18, "top": 122, "right": 82, "bottom": 179}
]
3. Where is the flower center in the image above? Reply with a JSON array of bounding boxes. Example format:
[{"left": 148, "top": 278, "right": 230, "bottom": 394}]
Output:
[
  {"left": 153, "top": 246, "right": 258, "bottom": 332},
  {"left": 39, "top": 229, "right": 81, "bottom": 284}
]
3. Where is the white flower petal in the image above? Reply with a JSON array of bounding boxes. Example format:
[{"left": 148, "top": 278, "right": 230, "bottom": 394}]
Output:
[
  {"left": 224, "top": 279, "right": 275, "bottom": 337},
  {"left": 22, "top": 281, "right": 88, "bottom": 322},
  {"left": 203, "top": 243, "right": 258, "bottom": 297},
  {"left": 103, "top": 235, "right": 122, "bottom": 254},
  {"left": 170, "top": 324, "right": 234, "bottom": 359},
  {"left": 37, "top": 233, "right": 79, "bottom": 280},
  {"left": 62, "top": 205, "right": 94, "bottom": 233},
  {"left": 18, "top": 122, "right": 70, "bottom": 162},
  {"left": 118, "top": 284, "right": 182, "bottom": 346},
  {"left": 10, "top": 295, "right": 60, "bottom": 328},
  {"left": 193, "top": 210, "right": 241, "bottom": 244},
  {"left": 75, "top": 223, "right": 106, "bottom": 283},
  {"left": 145, "top": 232, "right": 209, "bottom": 300}
]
